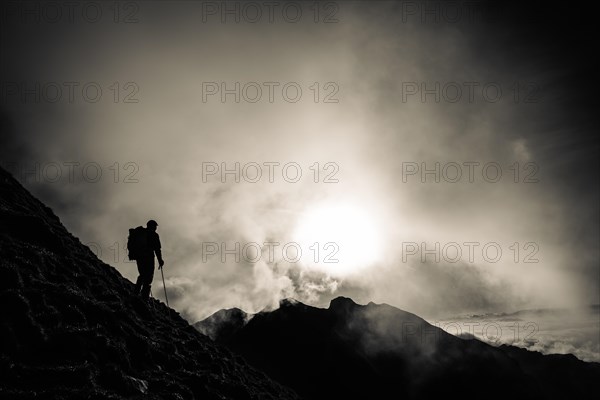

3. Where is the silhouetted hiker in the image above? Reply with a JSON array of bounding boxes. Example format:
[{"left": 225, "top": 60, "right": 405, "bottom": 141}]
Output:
[{"left": 128, "top": 219, "right": 165, "bottom": 299}]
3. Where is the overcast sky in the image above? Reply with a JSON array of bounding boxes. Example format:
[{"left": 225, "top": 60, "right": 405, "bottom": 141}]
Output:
[{"left": 1, "top": 1, "right": 597, "bottom": 323}]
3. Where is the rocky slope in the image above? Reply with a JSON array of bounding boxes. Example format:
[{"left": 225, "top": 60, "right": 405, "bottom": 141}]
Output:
[
  {"left": 197, "top": 297, "right": 600, "bottom": 400},
  {"left": 0, "top": 165, "right": 299, "bottom": 400}
]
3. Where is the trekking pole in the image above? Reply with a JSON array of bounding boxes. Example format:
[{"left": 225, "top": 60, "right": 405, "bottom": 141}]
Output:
[{"left": 160, "top": 266, "right": 169, "bottom": 307}]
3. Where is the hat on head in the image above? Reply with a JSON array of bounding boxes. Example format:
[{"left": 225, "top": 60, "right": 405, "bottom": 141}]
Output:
[{"left": 147, "top": 219, "right": 158, "bottom": 227}]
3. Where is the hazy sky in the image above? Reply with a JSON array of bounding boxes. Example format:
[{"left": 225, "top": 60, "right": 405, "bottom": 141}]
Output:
[{"left": 1, "top": 1, "right": 597, "bottom": 323}]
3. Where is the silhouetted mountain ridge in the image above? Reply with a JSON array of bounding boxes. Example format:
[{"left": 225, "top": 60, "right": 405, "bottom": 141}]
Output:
[
  {"left": 197, "top": 296, "right": 600, "bottom": 400},
  {"left": 194, "top": 307, "right": 250, "bottom": 342},
  {"left": 0, "top": 166, "right": 299, "bottom": 399}
]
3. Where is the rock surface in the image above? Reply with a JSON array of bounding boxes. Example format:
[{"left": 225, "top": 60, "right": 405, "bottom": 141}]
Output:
[
  {"left": 0, "top": 166, "right": 299, "bottom": 400},
  {"left": 199, "top": 296, "right": 600, "bottom": 400}
]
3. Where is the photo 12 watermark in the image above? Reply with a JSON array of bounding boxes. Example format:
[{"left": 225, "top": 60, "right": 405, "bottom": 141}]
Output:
[
  {"left": 201, "top": 241, "right": 340, "bottom": 264},
  {"left": 401, "top": 241, "right": 540, "bottom": 264},
  {"left": 0, "top": 161, "right": 140, "bottom": 184},
  {"left": 199, "top": 1, "right": 340, "bottom": 24},
  {"left": 433, "top": 320, "right": 539, "bottom": 344},
  {"left": 201, "top": 161, "right": 339, "bottom": 183},
  {"left": 401, "top": 81, "right": 542, "bottom": 103},
  {"left": 86, "top": 241, "right": 136, "bottom": 265},
  {"left": 201, "top": 81, "right": 339, "bottom": 103},
  {"left": 0, "top": 81, "right": 140, "bottom": 104},
  {"left": 0, "top": 1, "right": 140, "bottom": 24},
  {"left": 401, "top": 162, "right": 540, "bottom": 183},
  {"left": 398, "top": 1, "right": 483, "bottom": 24},
  {"left": 359, "top": 319, "right": 539, "bottom": 345}
]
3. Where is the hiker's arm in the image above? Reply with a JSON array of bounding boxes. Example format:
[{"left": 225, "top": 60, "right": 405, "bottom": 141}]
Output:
[{"left": 155, "top": 234, "right": 164, "bottom": 267}]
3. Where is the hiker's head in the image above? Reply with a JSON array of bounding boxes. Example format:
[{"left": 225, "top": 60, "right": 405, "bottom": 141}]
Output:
[{"left": 146, "top": 220, "right": 158, "bottom": 231}]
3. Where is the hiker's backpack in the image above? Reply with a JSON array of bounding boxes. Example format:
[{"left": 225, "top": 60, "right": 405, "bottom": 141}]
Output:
[{"left": 127, "top": 226, "right": 147, "bottom": 260}]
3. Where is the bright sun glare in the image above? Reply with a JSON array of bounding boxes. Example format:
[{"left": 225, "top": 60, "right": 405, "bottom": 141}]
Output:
[{"left": 292, "top": 202, "right": 383, "bottom": 275}]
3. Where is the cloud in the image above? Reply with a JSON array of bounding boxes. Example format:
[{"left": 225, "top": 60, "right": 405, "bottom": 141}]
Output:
[
  {"left": 433, "top": 306, "right": 600, "bottom": 362},
  {"left": 1, "top": 1, "right": 597, "bottom": 327}
]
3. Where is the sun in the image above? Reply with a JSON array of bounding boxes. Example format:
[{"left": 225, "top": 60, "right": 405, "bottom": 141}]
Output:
[{"left": 292, "top": 202, "right": 383, "bottom": 275}]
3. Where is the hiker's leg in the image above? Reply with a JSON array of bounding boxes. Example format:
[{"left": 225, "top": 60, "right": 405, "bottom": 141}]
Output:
[
  {"left": 134, "top": 260, "right": 144, "bottom": 294},
  {"left": 140, "top": 258, "right": 155, "bottom": 299},
  {"left": 134, "top": 275, "right": 143, "bottom": 295},
  {"left": 140, "top": 282, "right": 151, "bottom": 299}
]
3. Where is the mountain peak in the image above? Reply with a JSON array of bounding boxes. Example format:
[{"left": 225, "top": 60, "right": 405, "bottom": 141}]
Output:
[
  {"left": 193, "top": 307, "right": 250, "bottom": 342},
  {"left": 0, "top": 166, "right": 298, "bottom": 399},
  {"left": 279, "top": 297, "right": 301, "bottom": 308},
  {"left": 328, "top": 296, "right": 359, "bottom": 312},
  {"left": 198, "top": 294, "right": 600, "bottom": 400}
]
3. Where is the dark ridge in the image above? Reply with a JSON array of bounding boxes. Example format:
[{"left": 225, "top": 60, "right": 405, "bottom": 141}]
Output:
[
  {"left": 193, "top": 308, "right": 250, "bottom": 342},
  {"left": 0, "top": 166, "right": 299, "bottom": 400},
  {"left": 198, "top": 297, "right": 600, "bottom": 400},
  {"left": 328, "top": 296, "right": 358, "bottom": 312}
]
